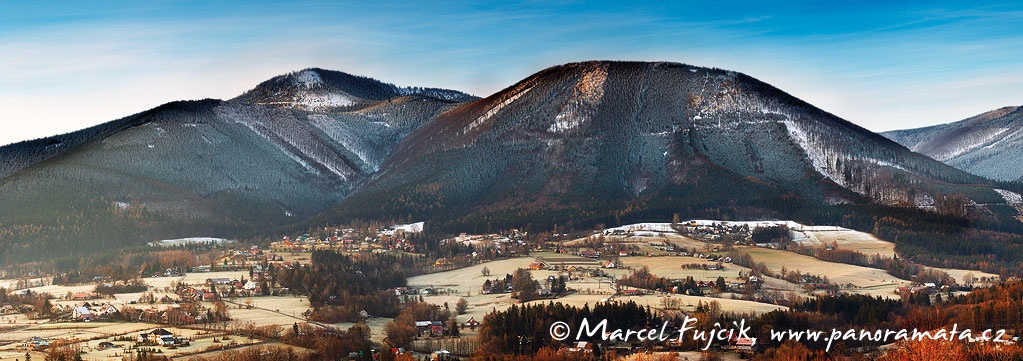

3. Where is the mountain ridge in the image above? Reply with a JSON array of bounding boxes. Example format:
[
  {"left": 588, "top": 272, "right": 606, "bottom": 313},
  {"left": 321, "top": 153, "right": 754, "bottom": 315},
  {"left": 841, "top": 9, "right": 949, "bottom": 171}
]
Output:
[
  {"left": 882, "top": 106, "right": 1023, "bottom": 182},
  {"left": 232, "top": 68, "right": 477, "bottom": 111},
  {"left": 0, "top": 69, "right": 474, "bottom": 263},
  {"left": 328, "top": 61, "right": 1008, "bottom": 231},
  {"left": 1, "top": 61, "right": 1020, "bottom": 264}
]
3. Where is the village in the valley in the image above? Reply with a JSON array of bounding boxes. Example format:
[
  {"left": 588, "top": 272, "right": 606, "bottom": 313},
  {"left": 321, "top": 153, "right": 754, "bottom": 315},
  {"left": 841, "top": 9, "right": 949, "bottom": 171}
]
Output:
[{"left": 0, "top": 220, "right": 1002, "bottom": 360}]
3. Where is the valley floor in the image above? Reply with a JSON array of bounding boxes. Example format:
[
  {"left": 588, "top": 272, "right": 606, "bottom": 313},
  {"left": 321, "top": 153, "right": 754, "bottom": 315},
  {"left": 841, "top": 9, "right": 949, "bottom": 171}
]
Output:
[{"left": 0, "top": 221, "right": 1003, "bottom": 359}]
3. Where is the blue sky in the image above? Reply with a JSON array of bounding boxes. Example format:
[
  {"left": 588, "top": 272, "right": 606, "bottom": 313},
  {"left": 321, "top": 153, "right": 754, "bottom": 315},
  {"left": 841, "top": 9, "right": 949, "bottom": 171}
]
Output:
[{"left": 2, "top": 1, "right": 1022, "bottom": 145}]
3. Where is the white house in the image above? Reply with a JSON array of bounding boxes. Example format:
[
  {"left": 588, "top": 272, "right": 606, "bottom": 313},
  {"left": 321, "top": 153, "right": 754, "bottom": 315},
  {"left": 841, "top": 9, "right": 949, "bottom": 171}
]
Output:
[{"left": 98, "top": 304, "right": 119, "bottom": 317}]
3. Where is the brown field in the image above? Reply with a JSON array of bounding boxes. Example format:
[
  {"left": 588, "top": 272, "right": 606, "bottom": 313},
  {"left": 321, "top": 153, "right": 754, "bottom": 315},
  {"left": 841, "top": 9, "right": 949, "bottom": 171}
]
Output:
[
  {"left": 611, "top": 254, "right": 802, "bottom": 294},
  {"left": 533, "top": 252, "right": 601, "bottom": 266},
  {"left": 801, "top": 230, "right": 897, "bottom": 258},
  {"left": 737, "top": 246, "right": 908, "bottom": 297},
  {"left": 563, "top": 233, "right": 711, "bottom": 252},
  {"left": 407, "top": 255, "right": 786, "bottom": 327},
  {"left": 218, "top": 297, "right": 311, "bottom": 326},
  {"left": 797, "top": 230, "right": 1000, "bottom": 284}
]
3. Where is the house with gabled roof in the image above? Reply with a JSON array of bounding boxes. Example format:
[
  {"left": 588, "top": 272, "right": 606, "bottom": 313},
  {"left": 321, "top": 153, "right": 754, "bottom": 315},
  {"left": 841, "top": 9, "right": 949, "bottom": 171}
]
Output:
[
  {"left": 73, "top": 306, "right": 94, "bottom": 321},
  {"left": 98, "top": 304, "right": 120, "bottom": 318},
  {"left": 24, "top": 336, "right": 49, "bottom": 350},
  {"left": 138, "top": 328, "right": 174, "bottom": 344}
]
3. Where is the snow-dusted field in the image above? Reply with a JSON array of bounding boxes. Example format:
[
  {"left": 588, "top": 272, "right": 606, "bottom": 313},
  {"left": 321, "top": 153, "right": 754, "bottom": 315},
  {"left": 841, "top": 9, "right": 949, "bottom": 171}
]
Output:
[{"left": 148, "top": 237, "right": 234, "bottom": 247}]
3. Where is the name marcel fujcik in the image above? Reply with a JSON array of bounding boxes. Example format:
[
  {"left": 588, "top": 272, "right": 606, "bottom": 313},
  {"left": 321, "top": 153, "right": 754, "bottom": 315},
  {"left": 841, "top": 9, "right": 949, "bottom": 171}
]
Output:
[
  {"left": 550, "top": 316, "right": 1012, "bottom": 352},
  {"left": 549, "top": 316, "right": 752, "bottom": 351}
]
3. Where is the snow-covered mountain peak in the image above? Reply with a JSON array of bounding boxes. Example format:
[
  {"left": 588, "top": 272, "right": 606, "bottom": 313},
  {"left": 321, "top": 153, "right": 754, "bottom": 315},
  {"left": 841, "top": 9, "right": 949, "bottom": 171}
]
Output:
[{"left": 292, "top": 69, "right": 323, "bottom": 88}]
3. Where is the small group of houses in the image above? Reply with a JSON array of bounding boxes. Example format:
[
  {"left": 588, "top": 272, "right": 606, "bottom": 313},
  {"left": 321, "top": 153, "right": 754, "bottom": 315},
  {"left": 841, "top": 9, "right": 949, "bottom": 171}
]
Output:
[
  {"left": 448, "top": 232, "right": 524, "bottom": 250},
  {"left": 682, "top": 222, "right": 753, "bottom": 241},
  {"left": 414, "top": 320, "right": 447, "bottom": 338},
  {"left": 52, "top": 301, "right": 119, "bottom": 321},
  {"left": 271, "top": 224, "right": 428, "bottom": 254},
  {"left": 480, "top": 275, "right": 514, "bottom": 294},
  {"left": 1, "top": 303, "right": 34, "bottom": 315},
  {"left": 896, "top": 282, "right": 947, "bottom": 295},
  {"left": 696, "top": 280, "right": 718, "bottom": 289},
  {"left": 203, "top": 277, "right": 275, "bottom": 297},
  {"left": 179, "top": 286, "right": 218, "bottom": 302}
]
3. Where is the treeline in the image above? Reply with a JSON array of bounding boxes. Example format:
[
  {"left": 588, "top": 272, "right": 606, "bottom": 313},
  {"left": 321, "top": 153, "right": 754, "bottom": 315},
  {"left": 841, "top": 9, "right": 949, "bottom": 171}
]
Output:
[
  {"left": 0, "top": 194, "right": 252, "bottom": 270},
  {"left": 751, "top": 225, "right": 790, "bottom": 244},
  {"left": 477, "top": 301, "right": 657, "bottom": 356},
  {"left": 753, "top": 282, "right": 1023, "bottom": 354},
  {"left": 617, "top": 266, "right": 707, "bottom": 295},
  {"left": 795, "top": 294, "right": 902, "bottom": 327},
  {"left": 943, "top": 281, "right": 1023, "bottom": 331},
  {"left": 48, "top": 248, "right": 217, "bottom": 285},
  {"left": 93, "top": 278, "right": 148, "bottom": 295},
  {"left": 277, "top": 251, "right": 407, "bottom": 322}
]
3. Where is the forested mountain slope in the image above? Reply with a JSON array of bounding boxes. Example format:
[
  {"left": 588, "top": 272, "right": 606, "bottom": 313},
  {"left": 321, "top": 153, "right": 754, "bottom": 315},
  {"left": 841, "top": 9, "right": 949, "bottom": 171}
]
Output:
[
  {"left": 331, "top": 61, "right": 1015, "bottom": 230},
  {"left": 0, "top": 69, "right": 473, "bottom": 263},
  {"left": 883, "top": 106, "right": 1023, "bottom": 182}
]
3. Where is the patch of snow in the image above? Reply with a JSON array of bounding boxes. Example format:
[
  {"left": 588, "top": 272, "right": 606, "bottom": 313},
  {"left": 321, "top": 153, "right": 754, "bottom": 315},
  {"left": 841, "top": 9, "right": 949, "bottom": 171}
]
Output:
[
  {"left": 863, "top": 158, "right": 908, "bottom": 172},
  {"left": 688, "top": 220, "right": 848, "bottom": 232},
  {"left": 914, "top": 193, "right": 935, "bottom": 207},
  {"left": 307, "top": 114, "right": 377, "bottom": 171},
  {"left": 549, "top": 65, "right": 607, "bottom": 133},
  {"left": 782, "top": 120, "right": 905, "bottom": 191},
  {"left": 465, "top": 86, "right": 532, "bottom": 133},
  {"left": 396, "top": 87, "right": 468, "bottom": 102},
  {"left": 392, "top": 222, "right": 425, "bottom": 233},
  {"left": 295, "top": 92, "right": 355, "bottom": 111},
  {"left": 114, "top": 201, "right": 130, "bottom": 210},
  {"left": 149, "top": 237, "right": 234, "bottom": 247},
  {"left": 147, "top": 144, "right": 154, "bottom": 148},
  {"left": 218, "top": 106, "right": 345, "bottom": 179},
  {"left": 933, "top": 127, "right": 1009, "bottom": 160},
  {"left": 293, "top": 70, "right": 323, "bottom": 88},
  {"left": 604, "top": 220, "right": 846, "bottom": 237},
  {"left": 782, "top": 120, "right": 834, "bottom": 181},
  {"left": 995, "top": 189, "right": 1023, "bottom": 205},
  {"left": 983, "top": 128, "right": 1018, "bottom": 150},
  {"left": 604, "top": 223, "right": 677, "bottom": 234}
]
